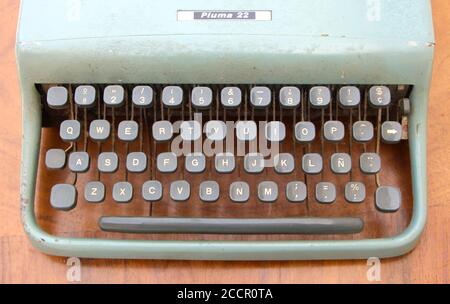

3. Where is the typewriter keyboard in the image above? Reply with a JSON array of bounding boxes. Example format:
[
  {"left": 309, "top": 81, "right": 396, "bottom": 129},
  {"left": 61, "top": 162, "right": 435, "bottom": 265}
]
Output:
[{"left": 37, "top": 84, "right": 413, "bottom": 237}]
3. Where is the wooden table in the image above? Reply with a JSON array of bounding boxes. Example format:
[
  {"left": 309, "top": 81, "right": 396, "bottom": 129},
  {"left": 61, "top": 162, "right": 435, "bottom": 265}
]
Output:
[{"left": 0, "top": 0, "right": 448, "bottom": 283}]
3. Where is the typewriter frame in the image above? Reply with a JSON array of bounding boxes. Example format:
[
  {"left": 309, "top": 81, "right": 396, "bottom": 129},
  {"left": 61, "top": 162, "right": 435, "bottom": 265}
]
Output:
[{"left": 17, "top": 0, "right": 434, "bottom": 260}]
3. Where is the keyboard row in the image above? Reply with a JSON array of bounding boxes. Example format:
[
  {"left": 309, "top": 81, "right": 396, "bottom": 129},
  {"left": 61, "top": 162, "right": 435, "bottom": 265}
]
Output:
[
  {"left": 50, "top": 180, "right": 401, "bottom": 212},
  {"left": 46, "top": 150, "right": 383, "bottom": 175},
  {"left": 46, "top": 85, "right": 393, "bottom": 110},
  {"left": 59, "top": 119, "right": 403, "bottom": 144}
]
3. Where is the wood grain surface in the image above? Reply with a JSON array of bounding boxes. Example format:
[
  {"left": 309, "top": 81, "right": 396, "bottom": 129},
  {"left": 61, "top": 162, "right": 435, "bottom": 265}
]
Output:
[{"left": 0, "top": 0, "right": 448, "bottom": 283}]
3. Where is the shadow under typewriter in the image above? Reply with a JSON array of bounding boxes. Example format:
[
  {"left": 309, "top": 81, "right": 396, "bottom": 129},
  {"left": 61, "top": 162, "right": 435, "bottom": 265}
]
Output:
[{"left": 36, "top": 84, "right": 413, "bottom": 241}]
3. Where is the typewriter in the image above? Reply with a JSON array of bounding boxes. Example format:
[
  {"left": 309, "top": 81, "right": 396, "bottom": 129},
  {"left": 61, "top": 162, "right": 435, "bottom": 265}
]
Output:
[{"left": 16, "top": 0, "right": 434, "bottom": 260}]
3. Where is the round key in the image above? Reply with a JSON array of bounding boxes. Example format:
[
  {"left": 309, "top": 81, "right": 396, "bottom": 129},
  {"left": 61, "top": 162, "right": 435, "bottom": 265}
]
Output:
[
  {"left": 258, "top": 181, "right": 278, "bottom": 203},
  {"left": 113, "top": 182, "right": 133, "bottom": 203},
  {"left": 360, "top": 153, "right": 381, "bottom": 174},
  {"left": 309, "top": 86, "right": 331, "bottom": 108},
  {"left": 369, "top": 86, "right": 391, "bottom": 108},
  {"left": 330, "top": 153, "right": 351, "bottom": 174},
  {"left": 103, "top": 85, "right": 124, "bottom": 107},
  {"left": 185, "top": 153, "right": 206, "bottom": 173},
  {"left": 286, "top": 181, "right": 307, "bottom": 203},
  {"left": 295, "top": 121, "right": 315, "bottom": 143},
  {"left": 98, "top": 152, "right": 118, "bottom": 173},
  {"left": 162, "top": 86, "right": 183, "bottom": 108},
  {"left": 142, "top": 180, "right": 163, "bottom": 202},
  {"left": 68, "top": 151, "right": 89, "bottom": 173},
  {"left": 118, "top": 120, "right": 138, "bottom": 141},
  {"left": 250, "top": 87, "right": 271, "bottom": 108},
  {"left": 236, "top": 121, "right": 257, "bottom": 141},
  {"left": 126, "top": 152, "right": 147, "bottom": 173},
  {"left": 50, "top": 184, "right": 77, "bottom": 211},
  {"left": 191, "top": 87, "right": 212, "bottom": 109},
  {"left": 338, "top": 86, "right": 360, "bottom": 108},
  {"left": 215, "top": 153, "right": 235, "bottom": 173},
  {"left": 170, "top": 180, "right": 190, "bottom": 202},
  {"left": 180, "top": 120, "right": 202, "bottom": 141},
  {"left": 302, "top": 153, "right": 323, "bottom": 174},
  {"left": 152, "top": 121, "right": 173, "bottom": 142},
  {"left": 157, "top": 152, "right": 177, "bottom": 173},
  {"left": 60, "top": 120, "right": 81, "bottom": 142},
  {"left": 244, "top": 153, "right": 264, "bottom": 174},
  {"left": 89, "top": 119, "right": 110, "bottom": 142},
  {"left": 132, "top": 86, "right": 153, "bottom": 108},
  {"left": 381, "top": 121, "right": 402, "bottom": 144},
  {"left": 75, "top": 85, "right": 96, "bottom": 108},
  {"left": 345, "top": 182, "right": 366, "bottom": 204},
  {"left": 274, "top": 153, "right": 295, "bottom": 174},
  {"left": 205, "top": 121, "right": 227, "bottom": 141},
  {"left": 221, "top": 87, "right": 241, "bottom": 108},
  {"left": 315, "top": 182, "right": 336, "bottom": 204},
  {"left": 279, "top": 87, "right": 301, "bottom": 108},
  {"left": 229, "top": 182, "right": 250, "bottom": 203},
  {"left": 47, "top": 86, "right": 68, "bottom": 109},
  {"left": 45, "top": 149, "right": 66, "bottom": 169},
  {"left": 84, "top": 181, "right": 105, "bottom": 203},
  {"left": 353, "top": 121, "right": 374, "bottom": 142},
  {"left": 323, "top": 121, "right": 345, "bottom": 142},
  {"left": 375, "top": 186, "right": 401, "bottom": 213},
  {"left": 265, "top": 121, "right": 286, "bottom": 142},
  {"left": 199, "top": 181, "right": 220, "bottom": 203}
]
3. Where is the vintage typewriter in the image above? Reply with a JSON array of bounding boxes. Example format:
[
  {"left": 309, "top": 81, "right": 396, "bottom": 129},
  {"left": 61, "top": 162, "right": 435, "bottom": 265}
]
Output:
[{"left": 17, "top": 0, "right": 434, "bottom": 259}]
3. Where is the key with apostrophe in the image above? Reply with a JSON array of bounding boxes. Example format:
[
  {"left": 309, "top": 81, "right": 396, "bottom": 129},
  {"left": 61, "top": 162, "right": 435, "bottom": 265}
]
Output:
[
  {"left": 191, "top": 87, "right": 212, "bottom": 109},
  {"left": 162, "top": 86, "right": 183, "bottom": 108}
]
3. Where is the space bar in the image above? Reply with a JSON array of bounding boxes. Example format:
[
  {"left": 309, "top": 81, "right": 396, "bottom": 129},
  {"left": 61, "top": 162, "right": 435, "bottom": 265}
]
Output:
[{"left": 99, "top": 217, "right": 364, "bottom": 234}]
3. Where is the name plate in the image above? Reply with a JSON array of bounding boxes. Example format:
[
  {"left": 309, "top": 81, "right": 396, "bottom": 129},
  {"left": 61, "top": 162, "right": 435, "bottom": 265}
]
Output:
[{"left": 177, "top": 10, "right": 272, "bottom": 21}]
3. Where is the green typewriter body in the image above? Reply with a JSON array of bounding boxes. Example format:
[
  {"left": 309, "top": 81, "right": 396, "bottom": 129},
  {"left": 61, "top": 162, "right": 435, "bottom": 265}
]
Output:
[{"left": 16, "top": 0, "right": 434, "bottom": 260}]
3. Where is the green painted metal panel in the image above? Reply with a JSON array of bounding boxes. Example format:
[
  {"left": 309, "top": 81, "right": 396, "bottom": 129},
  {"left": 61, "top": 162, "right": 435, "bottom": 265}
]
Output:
[{"left": 17, "top": 0, "right": 434, "bottom": 259}]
